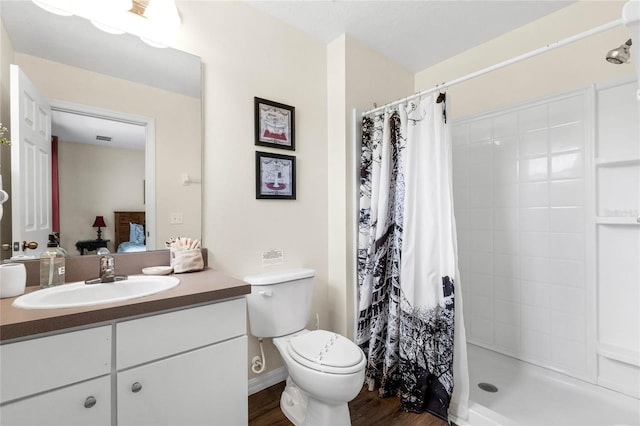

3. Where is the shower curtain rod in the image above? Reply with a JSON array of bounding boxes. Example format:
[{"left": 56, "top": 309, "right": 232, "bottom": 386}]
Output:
[{"left": 362, "top": 18, "right": 624, "bottom": 116}]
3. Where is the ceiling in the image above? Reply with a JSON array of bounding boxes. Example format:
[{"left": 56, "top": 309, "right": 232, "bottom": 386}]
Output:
[
  {"left": 51, "top": 110, "right": 146, "bottom": 152},
  {"left": 246, "top": 0, "right": 574, "bottom": 72}
]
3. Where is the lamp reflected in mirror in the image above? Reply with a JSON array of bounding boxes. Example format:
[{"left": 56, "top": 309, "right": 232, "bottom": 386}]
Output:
[{"left": 92, "top": 216, "right": 107, "bottom": 241}]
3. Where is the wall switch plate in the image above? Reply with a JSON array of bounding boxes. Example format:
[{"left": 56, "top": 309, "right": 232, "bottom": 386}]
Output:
[
  {"left": 169, "top": 212, "right": 183, "bottom": 224},
  {"left": 262, "top": 249, "right": 284, "bottom": 265}
]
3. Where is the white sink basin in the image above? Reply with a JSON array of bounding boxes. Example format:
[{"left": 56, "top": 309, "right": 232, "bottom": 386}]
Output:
[{"left": 12, "top": 275, "right": 180, "bottom": 310}]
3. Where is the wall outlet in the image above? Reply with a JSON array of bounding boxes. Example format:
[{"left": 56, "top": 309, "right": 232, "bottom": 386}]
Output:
[{"left": 169, "top": 212, "right": 183, "bottom": 224}]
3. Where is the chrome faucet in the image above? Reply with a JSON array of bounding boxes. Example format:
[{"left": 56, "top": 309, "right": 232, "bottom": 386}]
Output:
[
  {"left": 85, "top": 255, "right": 128, "bottom": 285},
  {"left": 100, "top": 255, "right": 116, "bottom": 283}
]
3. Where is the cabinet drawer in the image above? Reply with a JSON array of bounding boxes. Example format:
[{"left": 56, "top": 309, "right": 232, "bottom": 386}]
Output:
[
  {"left": 0, "top": 375, "right": 111, "bottom": 426},
  {"left": 0, "top": 326, "right": 111, "bottom": 403},
  {"left": 117, "top": 298, "right": 246, "bottom": 369}
]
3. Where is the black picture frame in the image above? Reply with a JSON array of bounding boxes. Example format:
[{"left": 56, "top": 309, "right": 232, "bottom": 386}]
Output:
[
  {"left": 254, "top": 97, "right": 295, "bottom": 151},
  {"left": 255, "top": 151, "right": 296, "bottom": 200}
]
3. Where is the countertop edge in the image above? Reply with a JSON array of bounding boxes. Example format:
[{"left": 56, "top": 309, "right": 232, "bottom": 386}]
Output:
[{"left": 1, "top": 268, "right": 251, "bottom": 342}]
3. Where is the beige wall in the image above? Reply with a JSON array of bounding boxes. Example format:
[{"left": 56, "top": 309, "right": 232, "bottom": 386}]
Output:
[
  {"left": 327, "top": 34, "right": 414, "bottom": 338},
  {"left": 171, "top": 1, "right": 329, "bottom": 379},
  {"left": 415, "top": 1, "right": 635, "bottom": 120},
  {"left": 326, "top": 35, "right": 349, "bottom": 337},
  {"left": 12, "top": 53, "right": 202, "bottom": 251},
  {"left": 58, "top": 141, "right": 144, "bottom": 254}
]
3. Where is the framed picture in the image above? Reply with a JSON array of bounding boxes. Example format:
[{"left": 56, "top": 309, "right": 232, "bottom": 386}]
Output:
[
  {"left": 254, "top": 97, "right": 295, "bottom": 151},
  {"left": 255, "top": 151, "right": 296, "bottom": 200}
]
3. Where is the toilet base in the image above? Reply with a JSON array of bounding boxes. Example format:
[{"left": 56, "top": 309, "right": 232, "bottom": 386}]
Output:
[
  {"left": 304, "top": 398, "right": 350, "bottom": 426},
  {"left": 280, "top": 378, "right": 308, "bottom": 425},
  {"left": 279, "top": 377, "right": 351, "bottom": 426}
]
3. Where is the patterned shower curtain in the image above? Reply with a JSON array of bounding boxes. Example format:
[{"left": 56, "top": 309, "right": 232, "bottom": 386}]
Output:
[{"left": 356, "top": 95, "right": 469, "bottom": 422}]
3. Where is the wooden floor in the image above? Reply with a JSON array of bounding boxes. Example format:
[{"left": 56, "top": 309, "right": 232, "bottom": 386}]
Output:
[{"left": 249, "top": 381, "right": 449, "bottom": 426}]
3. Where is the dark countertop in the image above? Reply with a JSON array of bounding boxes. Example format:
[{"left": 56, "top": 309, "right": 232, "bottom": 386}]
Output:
[{"left": 1, "top": 257, "right": 250, "bottom": 342}]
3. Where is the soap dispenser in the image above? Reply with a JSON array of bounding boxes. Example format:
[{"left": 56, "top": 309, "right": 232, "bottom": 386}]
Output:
[{"left": 40, "top": 234, "right": 66, "bottom": 289}]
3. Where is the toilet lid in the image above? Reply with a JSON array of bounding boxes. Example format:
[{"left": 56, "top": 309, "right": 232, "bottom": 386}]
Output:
[{"left": 288, "top": 330, "right": 364, "bottom": 374}]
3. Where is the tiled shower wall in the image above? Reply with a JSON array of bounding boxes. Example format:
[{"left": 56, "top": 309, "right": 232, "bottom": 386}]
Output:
[{"left": 453, "top": 91, "right": 591, "bottom": 380}]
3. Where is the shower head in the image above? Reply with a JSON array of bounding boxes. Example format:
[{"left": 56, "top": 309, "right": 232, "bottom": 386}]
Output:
[{"left": 606, "top": 39, "right": 633, "bottom": 64}]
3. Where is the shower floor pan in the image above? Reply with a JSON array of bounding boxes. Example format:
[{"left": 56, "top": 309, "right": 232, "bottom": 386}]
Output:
[{"left": 451, "top": 344, "right": 639, "bottom": 426}]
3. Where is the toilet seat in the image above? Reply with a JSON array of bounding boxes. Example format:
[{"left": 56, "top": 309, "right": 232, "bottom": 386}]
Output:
[{"left": 287, "top": 330, "right": 364, "bottom": 374}]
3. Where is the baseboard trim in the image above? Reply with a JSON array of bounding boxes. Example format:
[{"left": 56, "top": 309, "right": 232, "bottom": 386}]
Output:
[{"left": 248, "top": 366, "right": 287, "bottom": 395}]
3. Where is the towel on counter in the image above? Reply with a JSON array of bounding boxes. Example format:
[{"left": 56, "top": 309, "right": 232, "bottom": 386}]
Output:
[{"left": 168, "top": 237, "right": 204, "bottom": 273}]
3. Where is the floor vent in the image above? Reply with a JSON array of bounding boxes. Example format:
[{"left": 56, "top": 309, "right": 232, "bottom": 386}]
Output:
[{"left": 478, "top": 382, "right": 498, "bottom": 393}]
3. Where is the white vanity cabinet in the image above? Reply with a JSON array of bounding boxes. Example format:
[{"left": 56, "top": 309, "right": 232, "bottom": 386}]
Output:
[
  {"left": 0, "top": 326, "right": 112, "bottom": 426},
  {"left": 116, "top": 298, "right": 248, "bottom": 426},
  {"left": 0, "top": 298, "right": 248, "bottom": 426}
]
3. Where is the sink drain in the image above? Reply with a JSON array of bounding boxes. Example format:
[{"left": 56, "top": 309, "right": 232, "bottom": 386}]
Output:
[{"left": 478, "top": 382, "right": 498, "bottom": 393}]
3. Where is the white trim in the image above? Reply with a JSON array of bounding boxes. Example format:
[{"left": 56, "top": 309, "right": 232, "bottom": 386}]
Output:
[
  {"left": 47, "top": 99, "right": 156, "bottom": 250},
  {"left": 247, "top": 366, "right": 287, "bottom": 396}
]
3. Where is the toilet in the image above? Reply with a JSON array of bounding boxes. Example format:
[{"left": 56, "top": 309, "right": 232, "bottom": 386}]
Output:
[{"left": 244, "top": 268, "right": 366, "bottom": 426}]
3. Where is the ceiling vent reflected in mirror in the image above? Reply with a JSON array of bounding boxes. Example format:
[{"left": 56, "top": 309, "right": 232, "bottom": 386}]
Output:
[{"left": 31, "top": 0, "right": 181, "bottom": 48}]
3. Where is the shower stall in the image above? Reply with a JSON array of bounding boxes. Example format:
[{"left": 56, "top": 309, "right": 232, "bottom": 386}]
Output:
[
  {"left": 353, "top": 2, "right": 640, "bottom": 424},
  {"left": 450, "top": 80, "right": 639, "bottom": 425}
]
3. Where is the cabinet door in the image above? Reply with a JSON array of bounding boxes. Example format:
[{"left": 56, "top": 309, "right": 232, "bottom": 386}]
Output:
[
  {"left": 0, "top": 376, "right": 110, "bottom": 426},
  {"left": 0, "top": 325, "right": 111, "bottom": 403},
  {"left": 117, "top": 335, "right": 247, "bottom": 426}
]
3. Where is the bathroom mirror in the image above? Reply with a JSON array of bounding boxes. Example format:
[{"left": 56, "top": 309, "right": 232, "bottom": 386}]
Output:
[{"left": 1, "top": 1, "right": 202, "bottom": 258}]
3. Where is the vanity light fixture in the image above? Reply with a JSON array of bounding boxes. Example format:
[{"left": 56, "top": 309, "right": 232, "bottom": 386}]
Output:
[{"left": 32, "top": 0, "right": 181, "bottom": 47}]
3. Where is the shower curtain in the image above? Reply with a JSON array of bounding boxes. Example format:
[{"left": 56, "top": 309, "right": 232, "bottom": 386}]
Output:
[{"left": 356, "top": 95, "right": 469, "bottom": 422}]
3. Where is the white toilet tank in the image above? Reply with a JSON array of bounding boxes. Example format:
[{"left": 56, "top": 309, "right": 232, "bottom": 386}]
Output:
[{"left": 244, "top": 268, "right": 315, "bottom": 338}]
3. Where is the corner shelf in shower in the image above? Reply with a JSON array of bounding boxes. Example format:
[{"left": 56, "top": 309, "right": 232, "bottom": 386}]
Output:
[
  {"left": 596, "top": 217, "right": 640, "bottom": 225},
  {"left": 595, "top": 157, "right": 640, "bottom": 167},
  {"left": 595, "top": 156, "right": 640, "bottom": 226}
]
